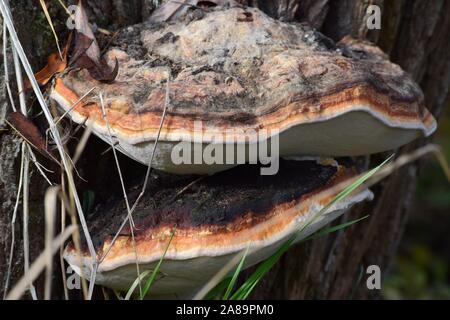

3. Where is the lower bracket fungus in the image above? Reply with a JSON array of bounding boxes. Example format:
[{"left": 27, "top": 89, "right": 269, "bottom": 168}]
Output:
[
  {"left": 64, "top": 159, "right": 372, "bottom": 298},
  {"left": 51, "top": 7, "right": 436, "bottom": 174}
]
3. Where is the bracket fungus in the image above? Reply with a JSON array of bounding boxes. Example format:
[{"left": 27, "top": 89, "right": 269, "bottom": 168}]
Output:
[
  {"left": 64, "top": 159, "right": 373, "bottom": 298},
  {"left": 51, "top": 7, "right": 436, "bottom": 174}
]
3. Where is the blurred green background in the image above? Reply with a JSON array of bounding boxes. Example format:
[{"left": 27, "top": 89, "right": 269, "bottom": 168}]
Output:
[{"left": 383, "top": 106, "right": 450, "bottom": 299}]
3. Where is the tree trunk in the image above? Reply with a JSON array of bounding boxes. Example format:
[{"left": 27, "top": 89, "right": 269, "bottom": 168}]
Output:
[{"left": 1, "top": 0, "right": 449, "bottom": 299}]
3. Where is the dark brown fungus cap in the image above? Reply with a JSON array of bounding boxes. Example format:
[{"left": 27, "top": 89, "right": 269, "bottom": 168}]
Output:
[
  {"left": 52, "top": 8, "right": 435, "bottom": 174},
  {"left": 64, "top": 159, "right": 373, "bottom": 298},
  {"left": 51, "top": 7, "right": 436, "bottom": 174}
]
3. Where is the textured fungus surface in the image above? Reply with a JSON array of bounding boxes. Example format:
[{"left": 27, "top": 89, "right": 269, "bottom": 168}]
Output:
[
  {"left": 53, "top": 7, "right": 435, "bottom": 138},
  {"left": 51, "top": 7, "right": 436, "bottom": 173},
  {"left": 78, "top": 159, "right": 343, "bottom": 242},
  {"left": 64, "top": 159, "right": 372, "bottom": 296}
]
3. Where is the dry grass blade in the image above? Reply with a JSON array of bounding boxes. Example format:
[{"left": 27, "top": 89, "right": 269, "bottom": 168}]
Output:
[
  {"left": 205, "top": 144, "right": 448, "bottom": 300},
  {"left": 5, "top": 114, "right": 60, "bottom": 165},
  {"left": 2, "top": 22, "right": 16, "bottom": 111},
  {"left": 27, "top": 146, "right": 54, "bottom": 185},
  {"left": 53, "top": 87, "right": 97, "bottom": 127},
  {"left": 5, "top": 225, "right": 77, "bottom": 300},
  {"left": 56, "top": 0, "right": 70, "bottom": 15},
  {"left": 125, "top": 271, "right": 151, "bottom": 300},
  {"left": 58, "top": 191, "right": 89, "bottom": 299},
  {"left": 44, "top": 186, "right": 60, "bottom": 300},
  {"left": 21, "top": 144, "right": 37, "bottom": 299},
  {"left": 98, "top": 93, "right": 134, "bottom": 227},
  {"left": 3, "top": 10, "right": 35, "bottom": 299},
  {"left": 39, "top": 0, "right": 63, "bottom": 60},
  {"left": 170, "top": 176, "right": 205, "bottom": 202},
  {"left": 98, "top": 92, "right": 142, "bottom": 296},
  {"left": 59, "top": 174, "right": 69, "bottom": 300},
  {"left": 99, "top": 74, "right": 171, "bottom": 264},
  {"left": 193, "top": 248, "right": 250, "bottom": 300},
  {"left": 11, "top": 29, "right": 38, "bottom": 298},
  {"left": 12, "top": 46, "right": 26, "bottom": 112},
  {"left": 370, "top": 144, "right": 450, "bottom": 185},
  {"left": 2, "top": 149, "right": 25, "bottom": 299},
  {"left": 130, "top": 76, "right": 171, "bottom": 211},
  {"left": 0, "top": 1, "right": 98, "bottom": 299},
  {"left": 72, "top": 117, "right": 94, "bottom": 165}
]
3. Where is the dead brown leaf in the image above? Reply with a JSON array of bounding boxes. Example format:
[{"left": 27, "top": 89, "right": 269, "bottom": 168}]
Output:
[
  {"left": 7, "top": 112, "right": 59, "bottom": 164},
  {"left": 69, "top": 0, "right": 119, "bottom": 83},
  {"left": 71, "top": 32, "right": 119, "bottom": 83},
  {"left": 25, "top": 40, "right": 69, "bottom": 90}
]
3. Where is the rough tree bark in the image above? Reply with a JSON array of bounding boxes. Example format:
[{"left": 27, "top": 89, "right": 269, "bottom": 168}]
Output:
[{"left": 0, "top": 0, "right": 449, "bottom": 299}]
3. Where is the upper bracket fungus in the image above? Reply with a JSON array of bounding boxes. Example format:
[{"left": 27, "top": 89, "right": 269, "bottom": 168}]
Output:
[
  {"left": 51, "top": 7, "right": 436, "bottom": 174},
  {"left": 64, "top": 159, "right": 373, "bottom": 298}
]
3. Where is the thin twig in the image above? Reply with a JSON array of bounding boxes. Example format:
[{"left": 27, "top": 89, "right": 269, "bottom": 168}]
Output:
[
  {"left": 44, "top": 186, "right": 60, "bottom": 300},
  {"left": 72, "top": 117, "right": 94, "bottom": 165},
  {"left": 27, "top": 147, "right": 53, "bottom": 185},
  {"left": 130, "top": 77, "right": 171, "bottom": 213},
  {"left": 98, "top": 94, "right": 135, "bottom": 228},
  {"left": 364, "top": 144, "right": 450, "bottom": 186},
  {"left": 21, "top": 144, "right": 37, "bottom": 299},
  {"left": 5, "top": 226, "right": 77, "bottom": 300},
  {"left": 196, "top": 144, "right": 450, "bottom": 299},
  {"left": 2, "top": 148, "right": 24, "bottom": 299},
  {"left": 5, "top": 118, "right": 61, "bottom": 166},
  {"left": 2, "top": 22, "right": 16, "bottom": 111},
  {"left": 52, "top": 87, "right": 97, "bottom": 127},
  {"left": 56, "top": 0, "right": 70, "bottom": 15},
  {"left": 169, "top": 176, "right": 205, "bottom": 203},
  {"left": 38, "top": 0, "right": 63, "bottom": 60},
  {"left": 11, "top": 27, "right": 38, "bottom": 298},
  {"left": 98, "top": 92, "right": 142, "bottom": 296},
  {"left": 99, "top": 74, "right": 171, "bottom": 264},
  {"left": 58, "top": 190, "right": 89, "bottom": 299},
  {"left": 193, "top": 248, "right": 250, "bottom": 300},
  {"left": 0, "top": 1, "right": 98, "bottom": 299},
  {"left": 59, "top": 173, "right": 69, "bottom": 300}
]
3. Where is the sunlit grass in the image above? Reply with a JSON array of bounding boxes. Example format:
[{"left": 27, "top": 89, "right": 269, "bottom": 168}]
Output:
[{"left": 214, "top": 156, "right": 392, "bottom": 300}]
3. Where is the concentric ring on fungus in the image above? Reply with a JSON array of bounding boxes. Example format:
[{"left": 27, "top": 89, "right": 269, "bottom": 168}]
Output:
[
  {"left": 64, "top": 158, "right": 373, "bottom": 298},
  {"left": 51, "top": 7, "right": 436, "bottom": 174}
]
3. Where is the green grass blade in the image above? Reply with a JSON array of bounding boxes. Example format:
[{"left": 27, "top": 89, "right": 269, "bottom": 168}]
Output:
[
  {"left": 302, "top": 155, "right": 393, "bottom": 231},
  {"left": 227, "top": 155, "right": 394, "bottom": 300},
  {"left": 140, "top": 226, "right": 176, "bottom": 299},
  {"left": 303, "top": 215, "right": 370, "bottom": 242},
  {"left": 125, "top": 270, "right": 151, "bottom": 300},
  {"left": 204, "top": 276, "right": 232, "bottom": 300},
  {"left": 234, "top": 214, "right": 369, "bottom": 299},
  {"left": 230, "top": 236, "right": 295, "bottom": 300},
  {"left": 223, "top": 247, "right": 249, "bottom": 300}
]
